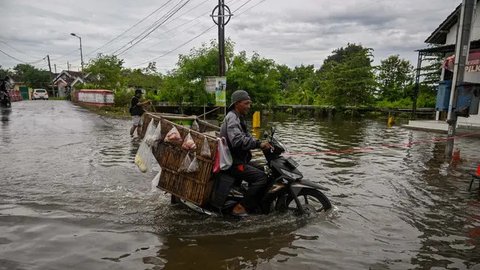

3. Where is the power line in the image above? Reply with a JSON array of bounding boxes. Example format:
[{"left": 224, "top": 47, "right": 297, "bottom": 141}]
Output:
[
  {"left": 132, "top": 25, "right": 215, "bottom": 67},
  {"left": 114, "top": 0, "right": 192, "bottom": 56},
  {"left": 85, "top": 0, "right": 177, "bottom": 57},
  {"left": 131, "top": 0, "right": 264, "bottom": 67},
  {"left": 0, "top": 48, "right": 28, "bottom": 63}
]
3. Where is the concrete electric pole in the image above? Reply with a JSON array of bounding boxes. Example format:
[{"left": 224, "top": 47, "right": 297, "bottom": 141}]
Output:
[
  {"left": 211, "top": 0, "right": 232, "bottom": 77},
  {"left": 446, "top": 0, "right": 476, "bottom": 158}
]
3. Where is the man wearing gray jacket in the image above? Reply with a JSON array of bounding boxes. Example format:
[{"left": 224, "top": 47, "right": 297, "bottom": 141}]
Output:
[{"left": 219, "top": 90, "right": 272, "bottom": 216}]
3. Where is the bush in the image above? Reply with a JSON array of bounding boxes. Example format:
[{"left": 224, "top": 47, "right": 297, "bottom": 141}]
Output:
[{"left": 114, "top": 88, "right": 131, "bottom": 107}]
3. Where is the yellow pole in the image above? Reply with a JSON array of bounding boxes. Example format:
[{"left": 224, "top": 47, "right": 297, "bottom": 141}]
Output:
[{"left": 253, "top": 111, "right": 260, "bottom": 128}]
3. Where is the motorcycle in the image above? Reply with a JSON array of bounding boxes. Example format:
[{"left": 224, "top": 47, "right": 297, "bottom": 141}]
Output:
[
  {"left": 0, "top": 78, "right": 12, "bottom": 108},
  {"left": 176, "top": 127, "right": 332, "bottom": 217}
]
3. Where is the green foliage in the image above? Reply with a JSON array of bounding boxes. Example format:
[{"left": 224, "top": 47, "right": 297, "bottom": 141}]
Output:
[
  {"left": 84, "top": 54, "right": 124, "bottom": 90},
  {"left": 376, "top": 55, "right": 414, "bottom": 101},
  {"left": 0, "top": 65, "right": 14, "bottom": 79},
  {"left": 123, "top": 67, "right": 163, "bottom": 91},
  {"left": 113, "top": 87, "right": 132, "bottom": 107},
  {"left": 318, "top": 43, "right": 376, "bottom": 107},
  {"left": 228, "top": 51, "right": 280, "bottom": 105},
  {"left": 278, "top": 64, "right": 319, "bottom": 105},
  {"left": 376, "top": 98, "right": 412, "bottom": 109},
  {"left": 12, "top": 64, "right": 51, "bottom": 88}
]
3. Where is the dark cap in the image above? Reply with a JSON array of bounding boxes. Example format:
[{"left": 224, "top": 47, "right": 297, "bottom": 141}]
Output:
[
  {"left": 135, "top": 89, "right": 143, "bottom": 95},
  {"left": 227, "top": 90, "right": 251, "bottom": 111}
]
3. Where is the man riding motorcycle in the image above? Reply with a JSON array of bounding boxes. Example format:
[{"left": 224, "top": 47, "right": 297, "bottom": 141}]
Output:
[
  {"left": 219, "top": 90, "right": 273, "bottom": 217},
  {"left": 0, "top": 76, "right": 12, "bottom": 108}
]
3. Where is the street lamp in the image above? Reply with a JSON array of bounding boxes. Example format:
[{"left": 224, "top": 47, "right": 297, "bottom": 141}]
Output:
[{"left": 70, "top": 33, "right": 84, "bottom": 71}]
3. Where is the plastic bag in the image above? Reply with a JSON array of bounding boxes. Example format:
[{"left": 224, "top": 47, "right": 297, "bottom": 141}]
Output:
[
  {"left": 200, "top": 137, "right": 211, "bottom": 158},
  {"left": 186, "top": 156, "right": 199, "bottom": 173},
  {"left": 191, "top": 120, "right": 200, "bottom": 131},
  {"left": 152, "top": 121, "right": 162, "bottom": 141},
  {"left": 135, "top": 140, "right": 154, "bottom": 173},
  {"left": 151, "top": 170, "right": 161, "bottom": 192},
  {"left": 213, "top": 137, "right": 232, "bottom": 173},
  {"left": 182, "top": 132, "right": 197, "bottom": 151},
  {"left": 178, "top": 153, "right": 192, "bottom": 172},
  {"left": 145, "top": 121, "right": 160, "bottom": 146},
  {"left": 144, "top": 120, "right": 156, "bottom": 146},
  {"left": 165, "top": 126, "right": 182, "bottom": 144}
]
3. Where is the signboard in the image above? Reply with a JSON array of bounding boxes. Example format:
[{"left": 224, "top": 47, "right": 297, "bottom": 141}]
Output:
[
  {"left": 205, "top": 76, "right": 227, "bottom": 106},
  {"left": 443, "top": 51, "right": 480, "bottom": 72}
]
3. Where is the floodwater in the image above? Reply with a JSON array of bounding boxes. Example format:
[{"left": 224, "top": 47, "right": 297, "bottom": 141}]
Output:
[{"left": 1, "top": 100, "right": 480, "bottom": 270}]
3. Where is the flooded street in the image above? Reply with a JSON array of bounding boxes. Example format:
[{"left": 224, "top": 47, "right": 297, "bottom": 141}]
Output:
[{"left": 1, "top": 100, "right": 480, "bottom": 270}]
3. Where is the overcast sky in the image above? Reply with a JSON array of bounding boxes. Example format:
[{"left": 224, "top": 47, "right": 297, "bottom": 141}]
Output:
[{"left": 0, "top": 0, "right": 460, "bottom": 73}]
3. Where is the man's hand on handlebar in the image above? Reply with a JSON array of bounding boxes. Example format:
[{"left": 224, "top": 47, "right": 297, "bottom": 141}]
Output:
[{"left": 260, "top": 141, "right": 273, "bottom": 151}]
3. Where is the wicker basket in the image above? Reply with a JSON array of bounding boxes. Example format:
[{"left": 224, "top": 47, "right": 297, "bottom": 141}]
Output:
[{"left": 142, "top": 113, "right": 219, "bottom": 206}]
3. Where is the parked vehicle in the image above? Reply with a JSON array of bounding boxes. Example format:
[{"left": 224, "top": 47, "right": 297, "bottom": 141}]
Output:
[
  {"left": 32, "top": 89, "right": 48, "bottom": 100},
  {"left": 177, "top": 127, "right": 332, "bottom": 217}
]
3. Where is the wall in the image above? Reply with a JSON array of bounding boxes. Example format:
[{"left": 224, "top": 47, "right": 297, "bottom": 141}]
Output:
[{"left": 446, "top": 6, "right": 480, "bottom": 44}]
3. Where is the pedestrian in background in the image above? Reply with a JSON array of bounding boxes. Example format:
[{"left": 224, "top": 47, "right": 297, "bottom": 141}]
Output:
[{"left": 129, "top": 89, "right": 150, "bottom": 138}]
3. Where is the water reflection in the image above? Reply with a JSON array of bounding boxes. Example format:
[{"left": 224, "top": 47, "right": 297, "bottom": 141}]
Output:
[
  {"left": 2, "top": 101, "right": 480, "bottom": 269},
  {"left": 1, "top": 107, "right": 11, "bottom": 122},
  {"left": 150, "top": 221, "right": 303, "bottom": 269}
]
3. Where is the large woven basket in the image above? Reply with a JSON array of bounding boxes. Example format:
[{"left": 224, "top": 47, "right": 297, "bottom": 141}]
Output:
[{"left": 142, "top": 113, "right": 219, "bottom": 206}]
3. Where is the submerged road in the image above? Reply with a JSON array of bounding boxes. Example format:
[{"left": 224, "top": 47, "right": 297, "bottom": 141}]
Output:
[{"left": 1, "top": 100, "right": 480, "bottom": 269}]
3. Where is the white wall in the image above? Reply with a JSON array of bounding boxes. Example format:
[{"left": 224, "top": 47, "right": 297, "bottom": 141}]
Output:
[{"left": 446, "top": 6, "right": 480, "bottom": 44}]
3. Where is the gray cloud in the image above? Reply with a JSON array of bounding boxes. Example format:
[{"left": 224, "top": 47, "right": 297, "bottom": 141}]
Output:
[{"left": 0, "top": 0, "right": 462, "bottom": 72}]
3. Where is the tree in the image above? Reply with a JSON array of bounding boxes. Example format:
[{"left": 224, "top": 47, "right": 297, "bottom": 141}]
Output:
[
  {"left": 318, "top": 44, "right": 376, "bottom": 107},
  {"left": 228, "top": 51, "right": 280, "bottom": 106},
  {"left": 0, "top": 65, "right": 14, "bottom": 79},
  {"left": 84, "top": 55, "right": 124, "bottom": 90},
  {"left": 376, "top": 55, "right": 414, "bottom": 101},
  {"left": 13, "top": 64, "right": 51, "bottom": 88},
  {"left": 123, "top": 68, "right": 163, "bottom": 93}
]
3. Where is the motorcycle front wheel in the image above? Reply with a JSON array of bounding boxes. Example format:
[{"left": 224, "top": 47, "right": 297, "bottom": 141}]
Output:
[{"left": 286, "top": 188, "right": 332, "bottom": 214}]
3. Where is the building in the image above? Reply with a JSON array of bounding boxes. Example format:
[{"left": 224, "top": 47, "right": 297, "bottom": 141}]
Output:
[
  {"left": 52, "top": 70, "right": 85, "bottom": 98},
  {"left": 408, "top": 1, "right": 480, "bottom": 131}
]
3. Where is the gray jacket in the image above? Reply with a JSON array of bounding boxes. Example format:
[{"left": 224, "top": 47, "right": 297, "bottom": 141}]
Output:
[{"left": 219, "top": 110, "right": 260, "bottom": 164}]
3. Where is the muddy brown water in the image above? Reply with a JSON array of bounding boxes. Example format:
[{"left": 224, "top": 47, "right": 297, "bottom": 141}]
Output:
[{"left": 1, "top": 101, "right": 480, "bottom": 270}]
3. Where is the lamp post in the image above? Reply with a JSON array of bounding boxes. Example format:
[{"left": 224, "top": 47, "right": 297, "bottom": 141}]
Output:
[{"left": 70, "top": 33, "right": 84, "bottom": 71}]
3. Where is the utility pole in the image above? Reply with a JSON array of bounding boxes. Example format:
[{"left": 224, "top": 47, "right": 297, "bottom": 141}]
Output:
[
  {"left": 218, "top": 0, "right": 225, "bottom": 77},
  {"left": 70, "top": 33, "right": 84, "bottom": 71},
  {"left": 211, "top": 0, "right": 232, "bottom": 113},
  {"left": 54, "top": 64, "right": 57, "bottom": 74},
  {"left": 412, "top": 53, "right": 423, "bottom": 119},
  {"left": 67, "top": 61, "right": 70, "bottom": 71},
  {"left": 47, "top": 55, "right": 52, "bottom": 73},
  {"left": 46, "top": 55, "right": 55, "bottom": 97},
  {"left": 446, "top": 0, "right": 476, "bottom": 158}
]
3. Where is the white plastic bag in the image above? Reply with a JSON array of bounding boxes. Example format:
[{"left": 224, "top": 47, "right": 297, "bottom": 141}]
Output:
[
  {"left": 151, "top": 170, "right": 161, "bottom": 192},
  {"left": 144, "top": 120, "right": 156, "bottom": 146},
  {"left": 178, "top": 153, "right": 192, "bottom": 172},
  {"left": 152, "top": 121, "right": 162, "bottom": 141},
  {"left": 186, "top": 156, "right": 199, "bottom": 173},
  {"left": 165, "top": 126, "right": 182, "bottom": 144},
  {"left": 200, "top": 137, "right": 211, "bottom": 158},
  {"left": 182, "top": 132, "right": 197, "bottom": 151},
  {"left": 191, "top": 120, "right": 200, "bottom": 131},
  {"left": 218, "top": 137, "right": 233, "bottom": 171},
  {"left": 135, "top": 140, "right": 154, "bottom": 173}
]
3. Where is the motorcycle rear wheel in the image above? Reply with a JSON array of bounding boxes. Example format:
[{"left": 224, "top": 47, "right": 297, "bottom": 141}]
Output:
[{"left": 286, "top": 188, "right": 332, "bottom": 214}]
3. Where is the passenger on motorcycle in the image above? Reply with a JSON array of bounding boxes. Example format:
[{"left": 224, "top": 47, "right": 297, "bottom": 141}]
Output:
[{"left": 219, "top": 90, "right": 273, "bottom": 217}]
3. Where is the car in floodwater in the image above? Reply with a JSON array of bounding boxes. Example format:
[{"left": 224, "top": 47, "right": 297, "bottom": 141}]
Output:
[{"left": 32, "top": 89, "right": 48, "bottom": 100}]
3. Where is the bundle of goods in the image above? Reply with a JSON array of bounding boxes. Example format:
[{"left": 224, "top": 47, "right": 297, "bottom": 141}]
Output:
[{"left": 139, "top": 113, "right": 219, "bottom": 205}]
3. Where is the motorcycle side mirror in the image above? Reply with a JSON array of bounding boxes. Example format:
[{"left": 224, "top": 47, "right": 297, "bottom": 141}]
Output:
[
  {"left": 263, "top": 130, "right": 269, "bottom": 139},
  {"left": 270, "top": 126, "right": 275, "bottom": 138}
]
